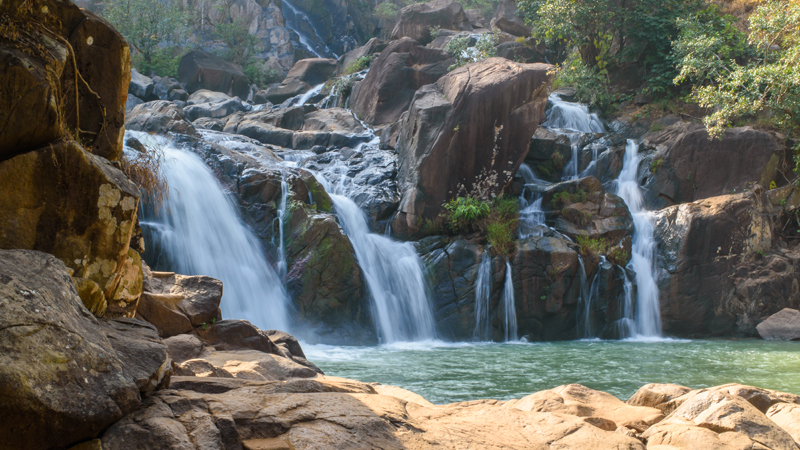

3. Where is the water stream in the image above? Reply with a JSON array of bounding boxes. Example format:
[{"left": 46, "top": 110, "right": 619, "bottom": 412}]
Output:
[
  {"left": 502, "top": 261, "right": 517, "bottom": 342},
  {"left": 472, "top": 252, "right": 492, "bottom": 341},
  {"left": 282, "top": 0, "right": 337, "bottom": 58}
]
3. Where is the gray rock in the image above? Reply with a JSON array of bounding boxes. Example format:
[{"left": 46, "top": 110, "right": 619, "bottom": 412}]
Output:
[
  {"left": 101, "top": 317, "right": 172, "bottom": 393},
  {"left": 757, "top": 308, "right": 800, "bottom": 340},
  {"left": 129, "top": 68, "right": 155, "bottom": 100}
]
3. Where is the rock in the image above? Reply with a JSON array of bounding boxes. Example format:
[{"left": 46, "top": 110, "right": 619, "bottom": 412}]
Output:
[
  {"left": 508, "top": 384, "right": 664, "bottom": 432},
  {"left": 0, "top": 1, "right": 130, "bottom": 161},
  {"left": 302, "top": 107, "right": 365, "bottom": 134},
  {"left": 464, "top": 8, "right": 486, "bottom": 28},
  {"left": 105, "top": 248, "right": 144, "bottom": 318},
  {"left": 626, "top": 383, "right": 692, "bottom": 413},
  {"left": 0, "top": 250, "right": 140, "bottom": 450},
  {"left": 653, "top": 190, "right": 795, "bottom": 337},
  {"left": 153, "top": 76, "right": 185, "bottom": 101},
  {"left": 642, "top": 122, "right": 789, "bottom": 209},
  {"left": 101, "top": 317, "right": 172, "bottom": 394},
  {"left": 176, "top": 349, "right": 318, "bottom": 380},
  {"left": 496, "top": 41, "right": 545, "bottom": 63},
  {"left": 253, "top": 90, "right": 272, "bottom": 105},
  {"left": 391, "top": 0, "right": 473, "bottom": 45},
  {"left": 100, "top": 380, "right": 646, "bottom": 449},
  {"left": 195, "top": 319, "right": 280, "bottom": 354},
  {"left": 129, "top": 68, "right": 155, "bottom": 100},
  {"left": 125, "top": 94, "right": 144, "bottom": 111},
  {"left": 756, "top": 308, "right": 800, "bottom": 340},
  {"left": 126, "top": 100, "right": 199, "bottom": 136},
  {"left": 767, "top": 402, "right": 800, "bottom": 445},
  {"left": 491, "top": 0, "right": 531, "bottom": 36},
  {"left": 184, "top": 97, "right": 250, "bottom": 121},
  {"left": 136, "top": 271, "right": 223, "bottom": 338},
  {"left": 263, "top": 58, "right": 337, "bottom": 104},
  {"left": 178, "top": 50, "right": 250, "bottom": 99},
  {"left": 350, "top": 37, "right": 453, "bottom": 126},
  {"left": 163, "top": 334, "right": 205, "bottom": 364},
  {"left": 337, "top": 37, "right": 385, "bottom": 75},
  {"left": 394, "top": 58, "right": 552, "bottom": 237},
  {"left": 0, "top": 141, "right": 141, "bottom": 304},
  {"left": 186, "top": 89, "right": 232, "bottom": 105},
  {"left": 73, "top": 276, "right": 108, "bottom": 317},
  {"left": 642, "top": 390, "right": 797, "bottom": 450}
]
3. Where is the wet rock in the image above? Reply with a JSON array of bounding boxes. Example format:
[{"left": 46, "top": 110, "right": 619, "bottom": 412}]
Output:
[
  {"left": 136, "top": 271, "right": 223, "bottom": 338},
  {"left": 490, "top": 0, "right": 531, "bottom": 36},
  {"left": 394, "top": 57, "right": 552, "bottom": 237},
  {"left": 263, "top": 58, "right": 337, "bottom": 104},
  {"left": 178, "top": 50, "right": 250, "bottom": 99},
  {"left": 391, "top": 0, "right": 473, "bottom": 45},
  {"left": 756, "top": 308, "right": 800, "bottom": 340},
  {"left": 642, "top": 122, "right": 789, "bottom": 209},
  {"left": 653, "top": 190, "right": 797, "bottom": 337},
  {"left": 350, "top": 37, "right": 453, "bottom": 126},
  {"left": 126, "top": 100, "right": 199, "bottom": 136},
  {"left": 0, "top": 141, "right": 141, "bottom": 304},
  {"left": 0, "top": 250, "right": 141, "bottom": 450}
]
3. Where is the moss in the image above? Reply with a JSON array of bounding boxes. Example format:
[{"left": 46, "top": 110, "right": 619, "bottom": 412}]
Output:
[{"left": 305, "top": 177, "right": 333, "bottom": 212}]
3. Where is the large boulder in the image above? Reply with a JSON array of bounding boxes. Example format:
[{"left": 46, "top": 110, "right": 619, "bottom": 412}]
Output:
[
  {"left": 653, "top": 189, "right": 800, "bottom": 337},
  {"left": 642, "top": 122, "right": 789, "bottom": 209},
  {"left": 756, "top": 308, "right": 800, "bottom": 340},
  {"left": 490, "top": 0, "right": 531, "bottom": 36},
  {"left": 350, "top": 37, "right": 453, "bottom": 126},
  {"left": 136, "top": 271, "right": 223, "bottom": 338},
  {"left": 0, "top": 0, "right": 130, "bottom": 161},
  {"left": 100, "top": 317, "right": 172, "bottom": 394},
  {"left": 129, "top": 68, "right": 155, "bottom": 100},
  {"left": 126, "top": 100, "right": 199, "bottom": 136},
  {"left": 263, "top": 58, "right": 338, "bottom": 104},
  {"left": 391, "top": 0, "right": 473, "bottom": 45},
  {"left": 337, "top": 37, "right": 385, "bottom": 75},
  {"left": 393, "top": 58, "right": 552, "bottom": 237},
  {"left": 0, "top": 250, "right": 141, "bottom": 450},
  {"left": 0, "top": 141, "right": 141, "bottom": 305},
  {"left": 177, "top": 50, "right": 250, "bottom": 99}
]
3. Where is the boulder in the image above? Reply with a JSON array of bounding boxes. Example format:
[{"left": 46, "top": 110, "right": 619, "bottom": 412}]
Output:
[
  {"left": 642, "top": 390, "right": 797, "bottom": 450},
  {"left": 496, "top": 41, "right": 546, "bottom": 63},
  {"left": 391, "top": 0, "right": 473, "bottom": 45},
  {"left": 125, "top": 94, "right": 144, "bottom": 111},
  {"left": 302, "top": 107, "right": 365, "bottom": 134},
  {"left": 626, "top": 383, "right": 692, "bottom": 413},
  {"left": 177, "top": 50, "right": 250, "bottom": 99},
  {"left": 507, "top": 384, "right": 664, "bottom": 432},
  {"left": 101, "top": 317, "right": 172, "bottom": 394},
  {"left": 464, "top": 8, "right": 486, "bottom": 28},
  {"left": 153, "top": 76, "right": 185, "bottom": 101},
  {"left": 0, "top": 250, "right": 140, "bottom": 450},
  {"left": 756, "top": 308, "right": 800, "bottom": 340},
  {"left": 184, "top": 97, "right": 250, "bottom": 121},
  {"left": 129, "top": 68, "right": 155, "bottom": 100},
  {"left": 0, "top": 141, "right": 141, "bottom": 303},
  {"left": 767, "top": 402, "right": 800, "bottom": 445},
  {"left": 195, "top": 319, "right": 280, "bottom": 354},
  {"left": 653, "top": 190, "right": 798, "bottom": 337},
  {"left": 0, "top": 1, "right": 130, "bottom": 161},
  {"left": 136, "top": 271, "right": 223, "bottom": 337},
  {"left": 393, "top": 58, "right": 552, "bottom": 237},
  {"left": 337, "top": 37, "right": 385, "bottom": 75},
  {"left": 263, "top": 58, "right": 337, "bottom": 104},
  {"left": 175, "top": 348, "right": 318, "bottom": 380},
  {"left": 126, "top": 100, "right": 199, "bottom": 136},
  {"left": 186, "top": 89, "right": 232, "bottom": 105},
  {"left": 642, "top": 122, "right": 789, "bottom": 209},
  {"left": 490, "top": 0, "right": 531, "bottom": 36},
  {"left": 350, "top": 37, "right": 453, "bottom": 126},
  {"left": 163, "top": 334, "right": 205, "bottom": 364}
]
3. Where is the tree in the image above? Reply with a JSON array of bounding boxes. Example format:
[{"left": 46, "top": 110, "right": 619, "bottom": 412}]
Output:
[{"left": 102, "top": 0, "right": 187, "bottom": 64}]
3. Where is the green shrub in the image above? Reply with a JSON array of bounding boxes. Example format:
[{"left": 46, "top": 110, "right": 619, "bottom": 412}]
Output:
[
  {"left": 243, "top": 62, "right": 282, "bottom": 89},
  {"left": 445, "top": 33, "right": 498, "bottom": 71},
  {"left": 607, "top": 245, "right": 629, "bottom": 265},
  {"left": 576, "top": 236, "right": 609, "bottom": 258},
  {"left": 650, "top": 158, "right": 664, "bottom": 173},
  {"left": 344, "top": 56, "right": 374, "bottom": 75},
  {"left": 375, "top": 2, "right": 399, "bottom": 21},
  {"left": 487, "top": 220, "right": 516, "bottom": 256},
  {"left": 551, "top": 188, "right": 587, "bottom": 209},
  {"left": 132, "top": 47, "right": 182, "bottom": 78},
  {"left": 444, "top": 197, "right": 491, "bottom": 233}
]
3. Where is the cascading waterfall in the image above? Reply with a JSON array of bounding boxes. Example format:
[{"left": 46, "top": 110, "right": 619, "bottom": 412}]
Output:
[
  {"left": 274, "top": 173, "right": 289, "bottom": 279},
  {"left": 577, "top": 256, "right": 603, "bottom": 339},
  {"left": 543, "top": 93, "right": 606, "bottom": 133},
  {"left": 614, "top": 140, "right": 662, "bottom": 337},
  {"left": 282, "top": 0, "right": 337, "bottom": 58},
  {"left": 328, "top": 194, "right": 437, "bottom": 342},
  {"left": 134, "top": 132, "right": 290, "bottom": 331},
  {"left": 563, "top": 144, "right": 580, "bottom": 180},
  {"left": 517, "top": 163, "right": 546, "bottom": 239},
  {"left": 502, "top": 261, "right": 517, "bottom": 342},
  {"left": 472, "top": 252, "right": 492, "bottom": 341}
]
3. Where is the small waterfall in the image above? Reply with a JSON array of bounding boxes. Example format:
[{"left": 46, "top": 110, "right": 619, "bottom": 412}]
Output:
[
  {"left": 328, "top": 194, "right": 436, "bottom": 342},
  {"left": 134, "top": 132, "right": 290, "bottom": 331},
  {"left": 614, "top": 140, "right": 661, "bottom": 337},
  {"left": 543, "top": 93, "right": 606, "bottom": 134},
  {"left": 518, "top": 197, "right": 545, "bottom": 239},
  {"left": 284, "top": 83, "right": 326, "bottom": 108},
  {"left": 282, "top": 0, "right": 337, "bottom": 58},
  {"left": 502, "top": 261, "right": 517, "bottom": 342},
  {"left": 274, "top": 173, "right": 289, "bottom": 279},
  {"left": 577, "top": 256, "right": 603, "bottom": 339},
  {"left": 473, "top": 252, "right": 492, "bottom": 341},
  {"left": 562, "top": 144, "right": 580, "bottom": 180}
]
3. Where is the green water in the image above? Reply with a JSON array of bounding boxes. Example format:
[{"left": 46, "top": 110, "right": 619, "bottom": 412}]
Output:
[{"left": 304, "top": 339, "right": 800, "bottom": 404}]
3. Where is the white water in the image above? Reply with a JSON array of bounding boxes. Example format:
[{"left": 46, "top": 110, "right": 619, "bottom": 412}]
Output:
[
  {"left": 282, "top": 0, "right": 337, "bottom": 58},
  {"left": 562, "top": 144, "right": 580, "bottom": 180},
  {"left": 284, "top": 83, "right": 326, "bottom": 107},
  {"left": 577, "top": 256, "right": 603, "bottom": 339},
  {"left": 614, "top": 140, "right": 662, "bottom": 337},
  {"left": 274, "top": 173, "right": 289, "bottom": 279},
  {"left": 543, "top": 93, "right": 605, "bottom": 134},
  {"left": 133, "top": 132, "right": 290, "bottom": 331},
  {"left": 502, "top": 261, "right": 517, "bottom": 342},
  {"left": 328, "top": 194, "right": 437, "bottom": 343},
  {"left": 473, "top": 252, "right": 492, "bottom": 341},
  {"left": 517, "top": 163, "right": 547, "bottom": 239}
]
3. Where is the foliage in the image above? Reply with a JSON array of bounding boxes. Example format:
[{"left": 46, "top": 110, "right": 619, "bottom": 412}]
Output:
[
  {"left": 443, "top": 197, "right": 491, "bottom": 233},
  {"left": 487, "top": 221, "right": 515, "bottom": 256},
  {"left": 551, "top": 188, "right": 587, "bottom": 209},
  {"left": 607, "top": 245, "right": 629, "bottom": 265},
  {"left": 576, "top": 236, "right": 608, "bottom": 258},
  {"left": 445, "top": 33, "right": 498, "bottom": 71},
  {"left": 131, "top": 47, "right": 182, "bottom": 78},
  {"left": 429, "top": 25, "right": 442, "bottom": 39},
  {"left": 374, "top": 2, "right": 399, "bottom": 21},
  {"left": 214, "top": 18, "right": 259, "bottom": 65},
  {"left": 243, "top": 62, "right": 281, "bottom": 89},
  {"left": 551, "top": 54, "right": 613, "bottom": 112},
  {"left": 102, "top": 0, "right": 187, "bottom": 64},
  {"left": 427, "top": 196, "right": 519, "bottom": 255},
  {"left": 343, "top": 56, "right": 374, "bottom": 75},
  {"left": 650, "top": 158, "right": 664, "bottom": 173}
]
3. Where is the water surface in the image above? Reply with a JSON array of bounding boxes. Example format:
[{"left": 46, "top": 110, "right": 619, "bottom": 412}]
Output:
[{"left": 306, "top": 339, "right": 800, "bottom": 404}]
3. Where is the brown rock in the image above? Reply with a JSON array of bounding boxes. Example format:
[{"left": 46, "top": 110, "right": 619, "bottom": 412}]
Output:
[
  {"left": 756, "top": 308, "right": 800, "bottom": 340},
  {"left": 137, "top": 271, "right": 223, "bottom": 337},
  {"left": 177, "top": 50, "right": 250, "bottom": 99},
  {"left": 101, "top": 317, "right": 172, "bottom": 394},
  {"left": 350, "top": 37, "right": 453, "bottom": 126},
  {"left": 195, "top": 319, "right": 280, "bottom": 354},
  {"left": 626, "top": 383, "right": 692, "bottom": 413},
  {"left": 391, "top": 0, "right": 473, "bottom": 45},
  {"left": 0, "top": 250, "right": 140, "bottom": 450},
  {"left": 73, "top": 276, "right": 108, "bottom": 317},
  {"left": 767, "top": 402, "right": 800, "bottom": 445},
  {"left": 105, "top": 247, "right": 144, "bottom": 318},
  {"left": 264, "top": 58, "right": 337, "bottom": 104},
  {"left": 176, "top": 349, "right": 317, "bottom": 381},
  {"left": 491, "top": 0, "right": 531, "bottom": 36},
  {"left": 0, "top": 141, "right": 141, "bottom": 302},
  {"left": 394, "top": 57, "right": 552, "bottom": 237},
  {"left": 302, "top": 107, "right": 365, "bottom": 133},
  {"left": 163, "top": 334, "right": 205, "bottom": 364}
]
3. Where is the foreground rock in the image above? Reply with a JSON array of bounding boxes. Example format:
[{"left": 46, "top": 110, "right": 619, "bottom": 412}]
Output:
[
  {"left": 0, "top": 250, "right": 141, "bottom": 450},
  {"left": 756, "top": 308, "right": 800, "bottom": 340},
  {"left": 394, "top": 57, "right": 552, "bottom": 237}
]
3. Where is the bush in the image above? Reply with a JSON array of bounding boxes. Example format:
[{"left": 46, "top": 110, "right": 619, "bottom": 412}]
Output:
[
  {"left": 102, "top": 0, "right": 187, "bottom": 65},
  {"left": 487, "top": 221, "right": 515, "bottom": 256},
  {"left": 344, "top": 56, "right": 374, "bottom": 75},
  {"left": 551, "top": 54, "right": 614, "bottom": 113},
  {"left": 444, "top": 197, "right": 491, "bottom": 233},
  {"left": 576, "top": 236, "right": 608, "bottom": 258},
  {"left": 243, "top": 62, "right": 282, "bottom": 89},
  {"left": 551, "top": 188, "right": 587, "bottom": 209},
  {"left": 375, "top": 2, "right": 399, "bottom": 21},
  {"left": 132, "top": 47, "right": 182, "bottom": 78},
  {"left": 445, "top": 33, "right": 498, "bottom": 71}
]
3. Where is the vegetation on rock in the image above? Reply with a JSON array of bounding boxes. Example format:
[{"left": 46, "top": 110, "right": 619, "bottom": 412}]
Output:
[{"left": 445, "top": 32, "right": 498, "bottom": 70}]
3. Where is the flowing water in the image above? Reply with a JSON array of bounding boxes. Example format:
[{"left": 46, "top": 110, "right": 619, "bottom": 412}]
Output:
[
  {"left": 615, "top": 140, "right": 662, "bottom": 337},
  {"left": 472, "top": 252, "right": 493, "bottom": 341},
  {"left": 543, "top": 93, "right": 605, "bottom": 134},
  {"left": 134, "top": 132, "right": 291, "bottom": 331},
  {"left": 281, "top": 0, "right": 337, "bottom": 58},
  {"left": 501, "top": 261, "right": 517, "bottom": 342},
  {"left": 307, "top": 340, "right": 800, "bottom": 404}
]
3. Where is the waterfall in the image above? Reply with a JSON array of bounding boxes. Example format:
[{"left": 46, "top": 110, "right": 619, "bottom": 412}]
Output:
[
  {"left": 517, "top": 163, "right": 546, "bottom": 239},
  {"left": 134, "top": 132, "right": 290, "bottom": 331},
  {"left": 502, "top": 261, "right": 517, "bottom": 342},
  {"left": 577, "top": 256, "right": 603, "bottom": 339},
  {"left": 614, "top": 140, "right": 662, "bottom": 337},
  {"left": 282, "top": 0, "right": 337, "bottom": 58},
  {"left": 473, "top": 252, "right": 492, "bottom": 341},
  {"left": 328, "top": 194, "right": 436, "bottom": 343},
  {"left": 283, "top": 83, "right": 326, "bottom": 108},
  {"left": 274, "top": 173, "right": 289, "bottom": 279},
  {"left": 543, "top": 93, "right": 606, "bottom": 134}
]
